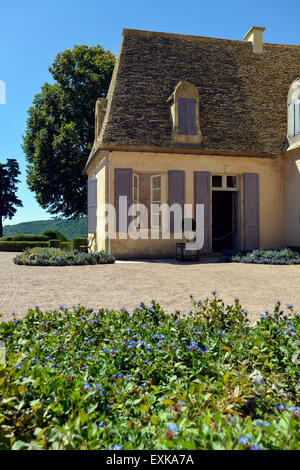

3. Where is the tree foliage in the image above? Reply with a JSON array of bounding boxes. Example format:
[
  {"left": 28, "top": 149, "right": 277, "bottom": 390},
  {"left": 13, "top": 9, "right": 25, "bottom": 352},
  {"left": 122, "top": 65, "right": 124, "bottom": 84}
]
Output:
[
  {"left": 0, "top": 159, "right": 23, "bottom": 237},
  {"left": 23, "top": 45, "right": 115, "bottom": 218}
]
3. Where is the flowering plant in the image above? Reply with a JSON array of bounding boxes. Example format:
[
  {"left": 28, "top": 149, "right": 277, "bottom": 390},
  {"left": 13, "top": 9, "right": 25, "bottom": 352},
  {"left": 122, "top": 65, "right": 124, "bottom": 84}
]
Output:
[{"left": 0, "top": 294, "right": 299, "bottom": 450}]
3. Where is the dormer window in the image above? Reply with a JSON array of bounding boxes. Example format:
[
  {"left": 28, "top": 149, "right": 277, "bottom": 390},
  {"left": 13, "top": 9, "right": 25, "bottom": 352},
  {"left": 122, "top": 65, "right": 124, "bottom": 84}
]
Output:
[
  {"left": 167, "top": 81, "right": 202, "bottom": 145},
  {"left": 288, "top": 80, "right": 300, "bottom": 138}
]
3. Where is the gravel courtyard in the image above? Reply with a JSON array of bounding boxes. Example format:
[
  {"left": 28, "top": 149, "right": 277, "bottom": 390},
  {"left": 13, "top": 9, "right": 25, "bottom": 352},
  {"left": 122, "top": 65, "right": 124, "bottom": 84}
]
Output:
[{"left": 0, "top": 252, "right": 300, "bottom": 323}]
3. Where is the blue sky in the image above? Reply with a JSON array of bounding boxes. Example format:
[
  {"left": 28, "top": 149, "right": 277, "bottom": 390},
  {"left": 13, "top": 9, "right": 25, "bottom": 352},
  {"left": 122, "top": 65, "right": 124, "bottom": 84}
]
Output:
[{"left": 0, "top": 0, "right": 299, "bottom": 225}]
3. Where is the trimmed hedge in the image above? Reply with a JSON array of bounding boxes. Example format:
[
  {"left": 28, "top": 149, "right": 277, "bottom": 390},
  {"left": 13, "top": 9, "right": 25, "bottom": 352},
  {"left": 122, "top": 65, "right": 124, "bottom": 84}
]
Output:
[
  {"left": 11, "top": 234, "right": 50, "bottom": 242},
  {"left": 49, "top": 239, "right": 61, "bottom": 248},
  {"left": 0, "top": 236, "right": 12, "bottom": 241},
  {"left": 60, "top": 242, "right": 73, "bottom": 251},
  {"left": 72, "top": 238, "right": 88, "bottom": 251},
  {"left": 43, "top": 230, "right": 68, "bottom": 242},
  {"left": 0, "top": 241, "right": 50, "bottom": 252},
  {"left": 42, "top": 230, "right": 59, "bottom": 240}
]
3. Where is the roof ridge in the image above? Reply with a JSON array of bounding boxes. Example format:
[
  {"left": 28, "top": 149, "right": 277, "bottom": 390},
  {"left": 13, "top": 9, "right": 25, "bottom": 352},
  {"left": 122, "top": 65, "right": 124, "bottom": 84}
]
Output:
[{"left": 122, "top": 28, "right": 300, "bottom": 48}]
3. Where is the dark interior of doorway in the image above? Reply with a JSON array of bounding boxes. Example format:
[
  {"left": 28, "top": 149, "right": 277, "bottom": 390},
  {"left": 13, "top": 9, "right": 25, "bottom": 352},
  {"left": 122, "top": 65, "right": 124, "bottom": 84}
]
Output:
[{"left": 212, "top": 191, "right": 237, "bottom": 252}]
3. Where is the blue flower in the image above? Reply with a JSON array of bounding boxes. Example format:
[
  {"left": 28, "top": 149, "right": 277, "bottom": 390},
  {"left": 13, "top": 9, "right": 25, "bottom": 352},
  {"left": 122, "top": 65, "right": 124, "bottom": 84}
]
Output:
[
  {"left": 167, "top": 423, "right": 178, "bottom": 432},
  {"left": 278, "top": 404, "right": 285, "bottom": 411},
  {"left": 251, "top": 446, "right": 260, "bottom": 450},
  {"left": 238, "top": 436, "right": 250, "bottom": 444},
  {"left": 98, "top": 421, "right": 104, "bottom": 427},
  {"left": 112, "top": 444, "right": 122, "bottom": 450}
]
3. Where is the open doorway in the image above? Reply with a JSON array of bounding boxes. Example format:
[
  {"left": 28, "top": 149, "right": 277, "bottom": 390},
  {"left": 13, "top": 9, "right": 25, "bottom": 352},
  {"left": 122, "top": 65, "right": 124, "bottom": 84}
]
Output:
[{"left": 212, "top": 190, "right": 239, "bottom": 253}]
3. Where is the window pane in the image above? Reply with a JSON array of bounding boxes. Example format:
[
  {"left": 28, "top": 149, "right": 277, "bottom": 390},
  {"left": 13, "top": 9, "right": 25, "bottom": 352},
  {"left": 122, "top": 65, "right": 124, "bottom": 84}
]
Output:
[
  {"left": 227, "top": 176, "right": 237, "bottom": 188},
  {"left": 152, "top": 188, "right": 161, "bottom": 202},
  {"left": 288, "top": 102, "right": 295, "bottom": 137},
  {"left": 212, "top": 175, "right": 222, "bottom": 188},
  {"left": 153, "top": 176, "right": 160, "bottom": 188},
  {"left": 295, "top": 100, "right": 300, "bottom": 135}
]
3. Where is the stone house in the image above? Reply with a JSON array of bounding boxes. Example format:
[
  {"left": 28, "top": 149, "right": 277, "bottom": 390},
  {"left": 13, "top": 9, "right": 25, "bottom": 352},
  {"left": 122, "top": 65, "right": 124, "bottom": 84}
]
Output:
[{"left": 83, "top": 27, "right": 300, "bottom": 259}]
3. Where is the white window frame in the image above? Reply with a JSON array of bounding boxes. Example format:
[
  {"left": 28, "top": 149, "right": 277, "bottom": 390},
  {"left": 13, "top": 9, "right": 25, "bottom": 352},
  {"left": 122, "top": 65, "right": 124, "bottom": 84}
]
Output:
[
  {"left": 151, "top": 174, "right": 163, "bottom": 230},
  {"left": 212, "top": 174, "right": 239, "bottom": 192},
  {"left": 133, "top": 173, "right": 140, "bottom": 228}
]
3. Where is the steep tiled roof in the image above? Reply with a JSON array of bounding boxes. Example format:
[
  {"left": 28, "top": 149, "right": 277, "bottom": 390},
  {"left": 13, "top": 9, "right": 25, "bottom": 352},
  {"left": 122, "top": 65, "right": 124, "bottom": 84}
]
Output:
[{"left": 97, "top": 29, "right": 300, "bottom": 156}]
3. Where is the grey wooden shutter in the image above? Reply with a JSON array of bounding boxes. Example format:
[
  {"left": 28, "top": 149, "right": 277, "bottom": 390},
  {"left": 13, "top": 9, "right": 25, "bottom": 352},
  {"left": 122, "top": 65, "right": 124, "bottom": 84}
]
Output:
[
  {"left": 168, "top": 170, "right": 185, "bottom": 233},
  {"left": 194, "top": 172, "right": 211, "bottom": 253},
  {"left": 243, "top": 173, "right": 259, "bottom": 251},
  {"left": 115, "top": 168, "right": 133, "bottom": 232},
  {"left": 178, "top": 98, "right": 197, "bottom": 135},
  {"left": 88, "top": 178, "right": 97, "bottom": 234}
]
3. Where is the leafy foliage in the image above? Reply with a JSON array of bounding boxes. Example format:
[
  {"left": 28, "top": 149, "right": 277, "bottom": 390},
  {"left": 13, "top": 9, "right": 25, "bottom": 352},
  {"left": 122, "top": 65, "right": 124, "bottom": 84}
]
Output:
[
  {"left": 3, "top": 218, "right": 87, "bottom": 241},
  {"left": 13, "top": 247, "right": 115, "bottom": 266},
  {"left": 0, "top": 294, "right": 299, "bottom": 450},
  {"left": 0, "top": 159, "right": 23, "bottom": 237},
  {"left": 232, "top": 248, "right": 300, "bottom": 265},
  {"left": 23, "top": 45, "right": 115, "bottom": 218}
]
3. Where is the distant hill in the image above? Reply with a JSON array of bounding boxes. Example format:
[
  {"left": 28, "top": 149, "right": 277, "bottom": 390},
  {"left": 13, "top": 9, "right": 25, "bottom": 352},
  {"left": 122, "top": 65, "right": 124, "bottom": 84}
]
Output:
[{"left": 3, "top": 218, "right": 87, "bottom": 241}]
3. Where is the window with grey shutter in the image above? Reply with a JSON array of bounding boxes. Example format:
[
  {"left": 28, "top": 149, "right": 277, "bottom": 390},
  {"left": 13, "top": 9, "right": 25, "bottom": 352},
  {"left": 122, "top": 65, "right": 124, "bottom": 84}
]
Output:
[
  {"left": 243, "top": 173, "right": 259, "bottom": 250},
  {"left": 88, "top": 178, "right": 97, "bottom": 234},
  {"left": 288, "top": 99, "right": 300, "bottom": 137},
  {"left": 115, "top": 168, "right": 133, "bottom": 232},
  {"left": 168, "top": 170, "right": 185, "bottom": 233},
  {"left": 178, "top": 98, "right": 197, "bottom": 135},
  {"left": 194, "top": 172, "right": 211, "bottom": 253}
]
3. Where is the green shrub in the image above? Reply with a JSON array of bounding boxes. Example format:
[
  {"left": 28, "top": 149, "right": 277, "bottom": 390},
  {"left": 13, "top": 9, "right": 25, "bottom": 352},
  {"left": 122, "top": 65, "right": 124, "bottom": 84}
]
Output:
[
  {"left": 43, "top": 230, "right": 68, "bottom": 242},
  {"left": 11, "top": 234, "right": 50, "bottom": 242},
  {"left": 0, "top": 236, "right": 12, "bottom": 241},
  {"left": 232, "top": 248, "right": 300, "bottom": 265},
  {"left": 0, "top": 294, "right": 299, "bottom": 450},
  {"left": 72, "top": 238, "right": 88, "bottom": 251},
  {"left": 49, "top": 239, "right": 61, "bottom": 248},
  {"left": 13, "top": 247, "right": 115, "bottom": 266},
  {"left": 0, "top": 241, "right": 50, "bottom": 252},
  {"left": 42, "top": 230, "right": 59, "bottom": 239},
  {"left": 60, "top": 242, "right": 73, "bottom": 251}
]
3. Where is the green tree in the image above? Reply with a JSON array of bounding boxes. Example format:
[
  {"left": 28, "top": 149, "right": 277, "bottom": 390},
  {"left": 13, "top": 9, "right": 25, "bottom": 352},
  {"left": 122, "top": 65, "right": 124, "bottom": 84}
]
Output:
[
  {"left": 23, "top": 45, "right": 115, "bottom": 218},
  {"left": 0, "top": 159, "right": 23, "bottom": 237}
]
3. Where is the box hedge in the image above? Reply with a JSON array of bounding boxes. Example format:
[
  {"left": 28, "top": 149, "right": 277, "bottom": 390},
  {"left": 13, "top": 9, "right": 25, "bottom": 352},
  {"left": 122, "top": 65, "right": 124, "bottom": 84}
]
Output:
[
  {"left": 11, "top": 234, "right": 50, "bottom": 242},
  {"left": 72, "top": 238, "right": 88, "bottom": 251},
  {"left": 60, "top": 242, "right": 73, "bottom": 251},
  {"left": 0, "top": 241, "right": 50, "bottom": 252},
  {"left": 42, "top": 230, "right": 68, "bottom": 242},
  {"left": 49, "top": 239, "right": 61, "bottom": 248}
]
